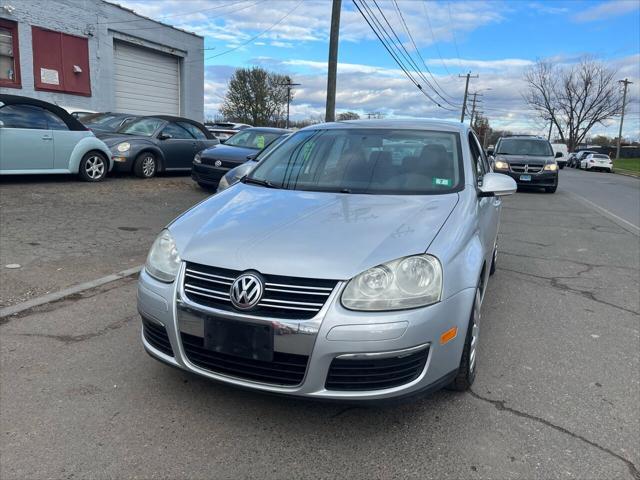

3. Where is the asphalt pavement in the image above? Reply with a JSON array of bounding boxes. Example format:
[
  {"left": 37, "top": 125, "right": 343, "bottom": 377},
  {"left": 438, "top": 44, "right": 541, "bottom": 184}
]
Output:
[
  {"left": 559, "top": 167, "right": 640, "bottom": 230},
  {"left": 1, "top": 173, "right": 639, "bottom": 479}
]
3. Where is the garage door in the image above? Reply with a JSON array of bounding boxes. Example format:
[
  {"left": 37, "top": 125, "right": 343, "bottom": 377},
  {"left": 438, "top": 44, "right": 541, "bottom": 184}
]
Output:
[{"left": 113, "top": 42, "right": 180, "bottom": 116}]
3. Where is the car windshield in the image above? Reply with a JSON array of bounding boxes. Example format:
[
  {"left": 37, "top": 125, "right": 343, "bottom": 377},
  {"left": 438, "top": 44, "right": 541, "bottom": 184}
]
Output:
[
  {"left": 496, "top": 139, "right": 553, "bottom": 156},
  {"left": 84, "top": 114, "right": 129, "bottom": 129},
  {"left": 255, "top": 134, "right": 290, "bottom": 161},
  {"left": 117, "top": 118, "right": 164, "bottom": 136},
  {"left": 224, "top": 130, "right": 283, "bottom": 149},
  {"left": 247, "top": 129, "right": 463, "bottom": 195}
]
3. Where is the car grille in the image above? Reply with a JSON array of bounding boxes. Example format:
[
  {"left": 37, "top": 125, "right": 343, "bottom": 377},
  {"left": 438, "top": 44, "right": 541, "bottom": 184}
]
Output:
[
  {"left": 510, "top": 163, "right": 543, "bottom": 173},
  {"left": 325, "top": 347, "right": 429, "bottom": 391},
  {"left": 182, "top": 262, "right": 338, "bottom": 320},
  {"left": 142, "top": 318, "right": 174, "bottom": 357},
  {"left": 181, "top": 332, "right": 308, "bottom": 386}
]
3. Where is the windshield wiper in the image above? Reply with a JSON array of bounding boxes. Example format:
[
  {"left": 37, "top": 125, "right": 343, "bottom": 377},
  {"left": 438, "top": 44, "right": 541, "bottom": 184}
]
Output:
[{"left": 241, "top": 177, "right": 281, "bottom": 189}]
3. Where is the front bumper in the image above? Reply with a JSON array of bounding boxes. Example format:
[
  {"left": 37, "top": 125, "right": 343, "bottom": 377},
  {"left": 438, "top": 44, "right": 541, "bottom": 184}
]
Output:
[
  {"left": 137, "top": 264, "right": 475, "bottom": 401},
  {"left": 192, "top": 163, "right": 230, "bottom": 186},
  {"left": 499, "top": 169, "right": 558, "bottom": 187}
]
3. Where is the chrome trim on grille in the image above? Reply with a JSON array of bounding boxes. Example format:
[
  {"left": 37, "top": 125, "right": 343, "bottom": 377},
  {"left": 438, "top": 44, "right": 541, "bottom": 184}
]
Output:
[{"left": 335, "top": 343, "right": 430, "bottom": 360}]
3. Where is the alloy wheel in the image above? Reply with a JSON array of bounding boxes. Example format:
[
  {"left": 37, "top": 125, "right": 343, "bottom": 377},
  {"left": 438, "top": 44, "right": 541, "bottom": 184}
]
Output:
[
  {"left": 85, "top": 155, "right": 105, "bottom": 180},
  {"left": 142, "top": 156, "right": 156, "bottom": 177},
  {"left": 469, "top": 287, "right": 481, "bottom": 373}
]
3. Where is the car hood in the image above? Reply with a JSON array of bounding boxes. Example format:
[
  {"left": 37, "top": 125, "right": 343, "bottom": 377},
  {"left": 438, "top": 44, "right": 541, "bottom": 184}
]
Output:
[
  {"left": 96, "top": 133, "right": 154, "bottom": 147},
  {"left": 496, "top": 154, "right": 551, "bottom": 165},
  {"left": 199, "top": 144, "right": 258, "bottom": 164},
  {"left": 170, "top": 184, "right": 459, "bottom": 280}
]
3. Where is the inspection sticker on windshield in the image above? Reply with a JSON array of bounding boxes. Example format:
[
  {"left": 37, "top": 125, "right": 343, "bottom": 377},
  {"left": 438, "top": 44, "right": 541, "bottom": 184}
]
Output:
[{"left": 433, "top": 178, "right": 452, "bottom": 187}]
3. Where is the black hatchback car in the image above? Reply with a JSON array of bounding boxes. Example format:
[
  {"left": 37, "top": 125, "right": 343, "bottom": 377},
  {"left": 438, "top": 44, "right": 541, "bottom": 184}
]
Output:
[
  {"left": 192, "top": 127, "right": 291, "bottom": 188},
  {"left": 98, "top": 116, "right": 218, "bottom": 178},
  {"left": 490, "top": 136, "right": 560, "bottom": 193}
]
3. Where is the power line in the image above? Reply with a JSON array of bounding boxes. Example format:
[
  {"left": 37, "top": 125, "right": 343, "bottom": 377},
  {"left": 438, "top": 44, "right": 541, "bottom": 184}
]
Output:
[
  {"left": 369, "top": 0, "right": 458, "bottom": 109},
  {"left": 202, "top": 1, "right": 303, "bottom": 61},
  {"left": 446, "top": 1, "right": 464, "bottom": 73},
  {"left": 95, "top": 0, "right": 250, "bottom": 26},
  {"left": 353, "top": 0, "right": 456, "bottom": 111},
  {"left": 391, "top": 0, "right": 459, "bottom": 105},
  {"left": 421, "top": 0, "right": 453, "bottom": 78}
]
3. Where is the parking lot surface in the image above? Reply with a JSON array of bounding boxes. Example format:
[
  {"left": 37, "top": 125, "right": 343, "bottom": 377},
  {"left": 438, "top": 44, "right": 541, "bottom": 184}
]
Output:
[{"left": 1, "top": 172, "right": 639, "bottom": 479}]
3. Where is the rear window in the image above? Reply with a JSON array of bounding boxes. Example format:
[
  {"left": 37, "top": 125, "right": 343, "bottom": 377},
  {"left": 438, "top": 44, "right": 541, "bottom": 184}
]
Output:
[
  {"left": 248, "top": 128, "right": 464, "bottom": 195},
  {"left": 593, "top": 154, "right": 609, "bottom": 159}
]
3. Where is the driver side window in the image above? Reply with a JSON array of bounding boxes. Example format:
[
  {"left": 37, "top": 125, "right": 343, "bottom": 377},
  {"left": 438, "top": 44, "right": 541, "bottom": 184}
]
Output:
[{"left": 160, "top": 122, "right": 194, "bottom": 140}]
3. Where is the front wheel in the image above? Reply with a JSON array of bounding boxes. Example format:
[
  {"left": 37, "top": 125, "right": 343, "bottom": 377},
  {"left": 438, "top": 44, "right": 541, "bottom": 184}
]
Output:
[
  {"left": 79, "top": 152, "right": 108, "bottom": 182},
  {"left": 134, "top": 152, "right": 157, "bottom": 178},
  {"left": 447, "top": 287, "right": 481, "bottom": 391}
]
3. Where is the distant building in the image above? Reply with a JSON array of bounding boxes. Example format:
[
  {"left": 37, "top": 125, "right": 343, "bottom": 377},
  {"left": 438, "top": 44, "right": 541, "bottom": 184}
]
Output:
[{"left": 0, "top": 0, "right": 204, "bottom": 120}]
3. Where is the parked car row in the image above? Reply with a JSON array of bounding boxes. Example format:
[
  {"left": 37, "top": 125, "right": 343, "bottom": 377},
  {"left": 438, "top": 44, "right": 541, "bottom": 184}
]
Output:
[
  {"left": 567, "top": 150, "right": 614, "bottom": 172},
  {"left": 0, "top": 94, "right": 289, "bottom": 183}
]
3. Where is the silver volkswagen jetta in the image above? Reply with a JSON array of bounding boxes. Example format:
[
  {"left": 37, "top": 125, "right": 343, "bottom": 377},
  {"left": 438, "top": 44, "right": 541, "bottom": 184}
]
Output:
[{"left": 138, "top": 119, "right": 516, "bottom": 401}]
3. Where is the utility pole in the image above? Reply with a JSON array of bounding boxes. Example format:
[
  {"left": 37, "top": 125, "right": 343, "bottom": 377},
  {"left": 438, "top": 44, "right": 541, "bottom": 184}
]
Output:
[
  {"left": 278, "top": 81, "right": 301, "bottom": 129},
  {"left": 459, "top": 72, "right": 478, "bottom": 123},
  {"left": 616, "top": 78, "right": 632, "bottom": 159},
  {"left": 469, "top": 92, "right": 483, "bottom": 127},
  {"left": 547, "top": 108, "right": 554, "bottom": 141},
  {"left": 325, "top": 0, "right": 342, "bottom": 122}
]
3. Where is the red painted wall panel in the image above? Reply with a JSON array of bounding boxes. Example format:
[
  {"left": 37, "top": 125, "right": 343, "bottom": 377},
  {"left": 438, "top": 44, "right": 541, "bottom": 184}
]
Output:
[{"left": 32, "top": 27, "right": 91, "bottom": 96}]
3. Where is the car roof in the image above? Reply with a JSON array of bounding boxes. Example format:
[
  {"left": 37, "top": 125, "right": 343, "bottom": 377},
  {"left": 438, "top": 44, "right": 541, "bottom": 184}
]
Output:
[
  {"left": 0, "top": 94, "right": 87, "bottom": 131},
  {"left": 301, "top": 118, "right": 468, "bottom": 133},
  {"left": 244, "top": 127, "right": 293, "bottom": 133}
]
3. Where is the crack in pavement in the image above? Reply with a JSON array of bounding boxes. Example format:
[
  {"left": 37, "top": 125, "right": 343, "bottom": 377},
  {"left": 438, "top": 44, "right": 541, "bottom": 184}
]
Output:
[
  {"left": 500, "top": 250, "right": 639, "bottom": 272},
  {"left": 468, "top": 390, "right": 640, "bottom": 480},
  {"left": 498, "top": 265, "right": 639, "bottom": 315},
  {"left": 12, "top": 314, "right": 137, "bottom": 344}
]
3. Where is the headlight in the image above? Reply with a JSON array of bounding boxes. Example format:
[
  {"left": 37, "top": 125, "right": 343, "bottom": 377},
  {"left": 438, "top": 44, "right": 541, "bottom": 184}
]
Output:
[
  {"left": 145, "top": 230, "right": 181, "bottom": 282},
  {"left": 494, "top": 160, "right": 509, "bottom": 170},
  {"left": 194, "top": 153, "right": 202, "bottom": 164},
  {"left": 341, "top": 254, "right": 442, "bottom": 311},
  {"left": 544, "top": 162, "right": 558, "bottom": 171},
  {"left": 116, "top": 142, "right": 130, "bottom": 153},
  {"left": 217, "top": 175, "right": 230, "bottom": 191}
]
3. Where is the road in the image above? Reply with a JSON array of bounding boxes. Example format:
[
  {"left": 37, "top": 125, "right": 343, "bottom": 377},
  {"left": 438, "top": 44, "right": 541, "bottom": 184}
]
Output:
[
  {"left": 1, "top": 175, "right": 639, "bottom": 479},
  {"left": 559, "top": 168, "right": 640, "bottom": 231}
]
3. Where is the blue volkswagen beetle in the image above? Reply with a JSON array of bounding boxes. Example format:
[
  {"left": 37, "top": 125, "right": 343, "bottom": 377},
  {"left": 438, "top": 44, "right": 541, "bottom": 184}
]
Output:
[{"left": 0, "top": 94, "right": 113, "bottom": 182}]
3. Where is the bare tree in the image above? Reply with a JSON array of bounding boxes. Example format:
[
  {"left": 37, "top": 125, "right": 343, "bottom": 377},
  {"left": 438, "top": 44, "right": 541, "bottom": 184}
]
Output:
[
  {"left": 337, "top": 111, "right": 360, "bottom": 121},
  {"left": 523, "top": 58, "right": 623, "bottom": 151},
  {"left": 220, "top": 67, "right": 291, "bottom": 126}
]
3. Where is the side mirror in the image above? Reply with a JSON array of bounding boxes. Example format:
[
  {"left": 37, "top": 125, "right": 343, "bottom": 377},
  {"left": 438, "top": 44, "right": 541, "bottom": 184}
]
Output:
[
  {"left": 158, "top": 132, "right": 172, "bottom": 140},
  {"left": 246, "top": 153, "right": 257, "bottom": 161},
  {"left": 478, "top": 172, "right": 517, "bottom": 198},
  {"left": 0, "top": 120, "right": 4, "bottom": 128},
  {"left": 555, "top": 151, "right": 563, "bottom": 158}
]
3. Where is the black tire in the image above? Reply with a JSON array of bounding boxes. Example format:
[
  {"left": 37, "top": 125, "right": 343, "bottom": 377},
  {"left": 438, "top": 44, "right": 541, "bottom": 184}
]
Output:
[
  {"left": 134, "top": 152, "right": 157, "bottom": 178},
  {"left": 545, "top": 185, "right": 557, "bottom": 193},
  {"left": 489, "top": 246, "right": 497, "bottom": 276},
  {"left": 447, "top": 287, "right": 481, "bottom": 391},
  {"left": 198, "top": 182, "right": 215, "bottom": 191},
  {"left": 78, "top": 151, "right": 108, "bottom": 182},
  {"left": 559, "top": 164, "right": 564, "bottom": 169}
]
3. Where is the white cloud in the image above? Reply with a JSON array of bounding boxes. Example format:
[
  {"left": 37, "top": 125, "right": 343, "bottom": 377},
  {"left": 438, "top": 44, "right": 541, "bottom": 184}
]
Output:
[{"left": 573, "top": 0, "right": 640, "bottom": 22}]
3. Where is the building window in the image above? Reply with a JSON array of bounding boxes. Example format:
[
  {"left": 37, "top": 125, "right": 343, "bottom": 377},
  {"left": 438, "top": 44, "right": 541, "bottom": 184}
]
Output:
[
  {"left": 32, "top": 26, "right": 91, "bottom": 96},
  {"left": 0, "top": 19, "right": 21, "bottom": 88}
]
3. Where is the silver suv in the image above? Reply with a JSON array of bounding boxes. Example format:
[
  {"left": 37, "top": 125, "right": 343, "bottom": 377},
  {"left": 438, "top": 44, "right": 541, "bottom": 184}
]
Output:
[{"left": 138, "top": 120, "right": 516, "bottom": 402}]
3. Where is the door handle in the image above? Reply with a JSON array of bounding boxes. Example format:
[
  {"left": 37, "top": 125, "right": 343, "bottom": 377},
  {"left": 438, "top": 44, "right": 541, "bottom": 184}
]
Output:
[{"left": 42, "top": 135, "right": 53, "bottom": 140}]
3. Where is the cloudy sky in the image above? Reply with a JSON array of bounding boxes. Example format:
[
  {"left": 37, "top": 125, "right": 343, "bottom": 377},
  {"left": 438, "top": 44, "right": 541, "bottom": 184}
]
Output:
[{"left": 118, "top": 0, "right": 639, "bottom": 138}]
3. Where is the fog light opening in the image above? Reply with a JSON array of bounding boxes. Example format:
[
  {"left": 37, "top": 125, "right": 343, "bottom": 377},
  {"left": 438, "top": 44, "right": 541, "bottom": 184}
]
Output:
[{"left": 440, "top": 327, "right": 458, "bottom": 345}]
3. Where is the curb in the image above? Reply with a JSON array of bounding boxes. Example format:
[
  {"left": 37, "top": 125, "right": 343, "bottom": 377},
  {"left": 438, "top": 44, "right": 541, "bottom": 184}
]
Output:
[{"left": 0, "top": 265, "right": 142, "bottom": 319}]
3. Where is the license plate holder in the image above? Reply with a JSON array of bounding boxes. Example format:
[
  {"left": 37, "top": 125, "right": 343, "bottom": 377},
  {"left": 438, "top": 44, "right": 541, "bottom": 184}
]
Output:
[
  {"left": 519, "top": 174, "right": 532, "bottom": 181},
  {"left": 204, "top": 317, "right": 273, "bottom": 362}
]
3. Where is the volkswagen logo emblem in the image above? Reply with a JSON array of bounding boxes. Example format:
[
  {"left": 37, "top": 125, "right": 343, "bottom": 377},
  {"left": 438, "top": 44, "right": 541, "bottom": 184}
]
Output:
[
  {"left": 524, "top": 164, "right": 529, "bottom": 173},
  {"left": 214, "top": 160, "right": 222, "bottom": 167},
  {"left": 230, "top": 273, "right": 263, "bottom": 310}
]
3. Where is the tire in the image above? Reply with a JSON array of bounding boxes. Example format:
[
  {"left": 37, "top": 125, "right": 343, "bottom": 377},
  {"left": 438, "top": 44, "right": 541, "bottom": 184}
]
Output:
[
  {"left": 198, "top": 182, "right": 215, "bottom": 191},
  {"left": 447, "top": 286, "right": 481, "bottom": 392},
  {"left": 545, "top": 185, "right": 557, "bottom": 193},
  {"left": 559, "top": 164, "right": 564, "bottom": 169},
  {"left": 78, "top": 151, "right": 108, "bottom": 182},
  {"left": 489, "top": 246, "right": 497, "bottom": 276},
  {"left": 134, "top": 152, "right": 157, "bottom": 178}
]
